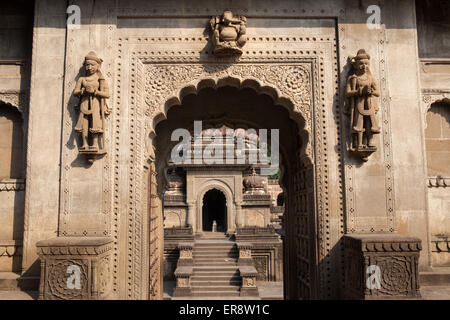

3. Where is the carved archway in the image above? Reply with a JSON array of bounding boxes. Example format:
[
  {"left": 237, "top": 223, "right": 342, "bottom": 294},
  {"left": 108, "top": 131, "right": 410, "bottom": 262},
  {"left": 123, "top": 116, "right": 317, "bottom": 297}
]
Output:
[
  {"left": 201, "top": 188, "right": 228, "bottom": 233},
  {"left": 146, "top": 75, "right": 320, "bottom": 300},
  {"left": 144, "top": 68, "right": 314, "bottom": 165}
]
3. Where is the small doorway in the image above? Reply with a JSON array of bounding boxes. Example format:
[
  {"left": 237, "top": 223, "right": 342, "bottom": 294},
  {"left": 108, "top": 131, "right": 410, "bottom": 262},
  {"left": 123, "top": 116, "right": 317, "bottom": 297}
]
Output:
[{"left": 202, "top": 189, "right": 227, "bottom": 232}]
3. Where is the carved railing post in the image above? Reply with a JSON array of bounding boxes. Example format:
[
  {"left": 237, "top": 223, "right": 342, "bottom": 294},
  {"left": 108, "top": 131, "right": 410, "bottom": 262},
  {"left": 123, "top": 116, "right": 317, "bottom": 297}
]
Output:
[
  {"left": 36, "top": 237, "right": 113, "bottom": 300},
  {"left": 236, "top": 242, "right": 259, "bottom": 297},
  {"left": 177, "top": 242, "right": 193, "bottom": 266},
  {"left": 173, "top": 267, "right": 193, "bottom": 297},
  {"left": 343, "top": 234, "right": 422, "bottom": 299},
  {"left": 239, "top": 266, "right": 259, "bottom": 297},
  {"left": 172, "top": 242, "right": 194, "bottom": 297},
  {"left": 237, "top": 242, "right": 253, "bottom": 266}
]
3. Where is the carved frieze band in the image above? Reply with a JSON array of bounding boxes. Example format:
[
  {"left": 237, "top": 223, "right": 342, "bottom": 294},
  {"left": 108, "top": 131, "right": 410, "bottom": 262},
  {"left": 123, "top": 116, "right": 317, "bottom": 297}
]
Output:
[
  {"left": 0, "top": 179, "right": 25, "bottom": 191},
  {"left": 427, "top": 176, "right": 450, "bottom": 188}
]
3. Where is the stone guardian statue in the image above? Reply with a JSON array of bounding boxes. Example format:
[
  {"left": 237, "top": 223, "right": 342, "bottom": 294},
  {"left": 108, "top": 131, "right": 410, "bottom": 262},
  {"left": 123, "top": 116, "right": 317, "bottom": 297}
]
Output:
[
  {"left": 210, "top": 11, "right": 247, "bottom": 55},
  {"left": 73, "top": 51, "right": 110, "bottom": 161},
  {"left": 345, "top": 49, "right": 380, "bottom": 161}
]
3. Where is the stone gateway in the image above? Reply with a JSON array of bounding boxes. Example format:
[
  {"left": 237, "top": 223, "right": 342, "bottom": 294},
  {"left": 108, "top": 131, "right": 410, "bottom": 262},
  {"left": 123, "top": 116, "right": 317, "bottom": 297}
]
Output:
[{"left": 0, "top": 0, "right": 449, "bottom": 300}]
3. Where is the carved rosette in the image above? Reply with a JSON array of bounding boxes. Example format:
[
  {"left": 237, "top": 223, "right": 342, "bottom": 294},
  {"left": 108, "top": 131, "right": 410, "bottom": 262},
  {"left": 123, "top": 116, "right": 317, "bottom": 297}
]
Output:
[{"left": 47, "top": 259, "right": 89, "bottom": 300}]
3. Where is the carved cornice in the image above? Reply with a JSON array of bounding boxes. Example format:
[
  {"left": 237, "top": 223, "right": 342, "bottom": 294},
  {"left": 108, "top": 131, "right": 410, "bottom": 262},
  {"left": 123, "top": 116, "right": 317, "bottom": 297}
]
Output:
[
  {"left": 431, "top": 235, "right": 450, "bottom": 252},
  {"left": 427, "top": 176, "right": 450, "bottom": 188},
  {"left": 344, "top": 234, "right": 422, "bottom": 252},
  {"left": 0, "top": 179, "right": 25, "bottom": 192},
  {"left": 0, "top": 240, "right": 22, "bottom": 257},
  {"left": 36, "top": 237, "right": 114, "bottom": 256}
]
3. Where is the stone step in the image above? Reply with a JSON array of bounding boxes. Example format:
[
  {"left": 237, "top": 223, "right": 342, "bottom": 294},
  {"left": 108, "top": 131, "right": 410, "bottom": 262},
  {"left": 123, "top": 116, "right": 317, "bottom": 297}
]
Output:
[
  {"left": 193, "top": 271, "right": 239, "bottom": 277},
  {"left": 194, "top": 262, "right": 237, "bottom": 267},
  {"left": 194, "top": 245, "right": 236, "bottom": 250},
  {"left": 194, "top": 258, "right": 237, "bottom": 263},
  {"left": 191, "top": 275, "right": 240, "bottom": 281},
  {"left": 194, "top": 241, "right": 235, "bottom": 245},
  {"left": 194, "top": 253, "right": 238, "bottom": 258},
  {"left": 420, "top": 268, "right": 450, "bottom": 286},
  {"left": 191, "top": 280, "right": 241, "bottom": 286},
  {"left": 193, "top": 266, "right": 239, "bottom": 272},
  {"left": 0, "top": 272, "right": 21, "bottom": 291},
  {"left": 191, "top": 291, "right": 240, "bottom": 297},
  {"left": 192, "top": 285, "right": 241, "bottom": 292}
]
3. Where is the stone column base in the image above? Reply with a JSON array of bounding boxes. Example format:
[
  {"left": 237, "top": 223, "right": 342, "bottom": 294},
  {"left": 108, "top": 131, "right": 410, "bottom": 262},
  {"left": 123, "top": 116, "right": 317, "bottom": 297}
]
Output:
[
  {"left": 36, "top": 237, "right": 113, "bottom": 300},
  {"left": 343, "top": 234, "right": 421, "bottom": 300}
]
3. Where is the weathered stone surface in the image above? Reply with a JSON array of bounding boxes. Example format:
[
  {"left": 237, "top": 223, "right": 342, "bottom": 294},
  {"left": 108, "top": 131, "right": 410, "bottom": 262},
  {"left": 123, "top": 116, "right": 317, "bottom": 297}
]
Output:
[
  {"left": 36, "top": 237, "right": 113, "bottom": 300},
  {"left": 0, "top": 0, "right": 447, "bottom": 301},
  {"left": 343, "top": 234, "right": 421, "bottom": 300}
]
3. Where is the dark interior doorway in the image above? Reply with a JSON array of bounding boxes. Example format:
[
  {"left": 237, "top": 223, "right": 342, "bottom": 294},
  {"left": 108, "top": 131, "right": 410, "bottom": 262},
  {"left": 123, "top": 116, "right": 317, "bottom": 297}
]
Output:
[{"left": 202, "top": 189, "right": 227, "bottom": 232}]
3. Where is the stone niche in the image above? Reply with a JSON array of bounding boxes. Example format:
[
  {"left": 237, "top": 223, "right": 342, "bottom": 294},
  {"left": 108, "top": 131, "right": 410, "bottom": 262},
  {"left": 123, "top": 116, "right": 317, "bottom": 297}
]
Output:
[
  {"left": 36, "top": 237, "right": 113, "bottom": 300},
  {"left": 343, "top": 234, "right": 421, "bottom": 300}
]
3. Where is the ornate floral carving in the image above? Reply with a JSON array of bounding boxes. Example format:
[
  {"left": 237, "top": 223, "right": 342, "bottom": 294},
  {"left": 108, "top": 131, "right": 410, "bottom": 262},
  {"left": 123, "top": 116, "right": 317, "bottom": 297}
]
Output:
[
  {"left": 377, "top": 256, "right": 411, "bottom": 296},
  {"left": 145, "top": 64, "right": 312, "bottom": 129},
  {"left": 47, "top": 259, "right": 89, "bottom": 300}
]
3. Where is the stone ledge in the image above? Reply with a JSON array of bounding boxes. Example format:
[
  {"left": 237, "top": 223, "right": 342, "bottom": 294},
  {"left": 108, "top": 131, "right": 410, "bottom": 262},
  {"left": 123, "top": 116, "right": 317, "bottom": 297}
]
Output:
[
  {"left": 239, "top": 266, "right": 258, "bottom": 277},
  {"left": 174, "top": 266, "right": 193, "bottom": 277},
  {"left": 36, "top": 237, "right": 113, "bottom": 256}
]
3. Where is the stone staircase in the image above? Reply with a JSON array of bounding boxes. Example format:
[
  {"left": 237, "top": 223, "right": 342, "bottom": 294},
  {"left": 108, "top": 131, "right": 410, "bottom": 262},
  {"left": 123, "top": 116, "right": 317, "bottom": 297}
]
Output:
[{"left": 190, "top": 233, "right": 241, "bottom": 297}]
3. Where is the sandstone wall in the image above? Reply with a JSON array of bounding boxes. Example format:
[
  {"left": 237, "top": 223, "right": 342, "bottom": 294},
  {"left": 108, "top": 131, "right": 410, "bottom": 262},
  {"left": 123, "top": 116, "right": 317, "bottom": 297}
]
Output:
[{"left": 20, "top": 0, "right": 442, "bottom": 297}]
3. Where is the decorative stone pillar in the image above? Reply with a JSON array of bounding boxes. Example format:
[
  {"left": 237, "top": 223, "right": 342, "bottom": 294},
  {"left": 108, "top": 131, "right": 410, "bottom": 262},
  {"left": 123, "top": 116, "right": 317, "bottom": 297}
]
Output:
[
  {"left": 172, "top": 243, "right": 194, "bottom": 297},
  {"left": 239, "top": 266, "right": 259, "bottom": 297},
  {"left": 177, "top": 242, "right": 193, "bottom": 266},
  {"left": 237, "top": 242, "right": 253, "bottom": 266},
  {"left": 36, "top": 237, "right": 113, "bottom": 300},
  {"left": 173, "top": 266, "right": 193, "bottom": 297},
  {"left": 343, "top": 234, "right": 421, "bottom": 299}
]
